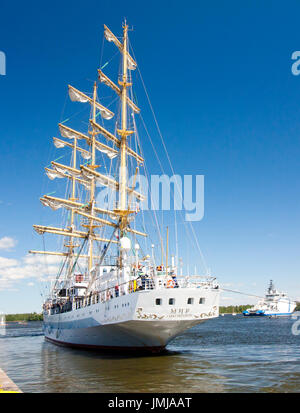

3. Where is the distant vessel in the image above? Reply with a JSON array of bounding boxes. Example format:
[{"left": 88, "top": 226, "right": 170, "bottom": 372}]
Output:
[
  {"left": 30, "top": 22, "right": 220, "bottom": 352},
  {"left": 243, "top": 280, "right": 296, "bottom": 317}
]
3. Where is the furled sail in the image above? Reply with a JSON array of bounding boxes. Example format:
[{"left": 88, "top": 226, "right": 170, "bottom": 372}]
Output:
[
  {"left": 74, "top": 210, "right": 146, "bottom": 237},
  {"left": 80, "top": 150, "right": 92, "bottom": 160},
  {"left": 68, "top": 87, "right": 89, "bottom": 103},
  {"left": 75, "top": 210, "right": 117, "bottom": 229},
  {"left": 45, "top": 168, "right": 64, "bottom": 180},
  {"left": 98, "top": 70, "right": 140, "bottom": 113},
  {"left": 81, "top": 166, "right": 118, "bottom": 190},
  {"left": 90, "top": 120, "right": 120, "bottom": 146},
  {"left": 53, "top": 138, "right": 67, "bottom": 149},
  {"left": 90, "top": 120, "right": 144, "bottom": 164},
  {"left": 55, "top": 132, "right": 114, "bottom": 161},
  {"left": 126, "top": 96, "right": 140, "bottom": 114},
  {"left": 53, "top": 137, "right": 91, "bottom": 160},
  {"left": 81, "top": 165, "right": 145, "bottom": 201},
  {"left": 98, "top": 70, "right": 121, "bottom": 95},
  {"left": 103, "top": 25, "right": 137, "bottom": 71},
  {"left": 126, "top": 54, "right": 137, "bottom": 71},
  {"left": 33, "top": 224, "right": 119, "bottom": 244},
  {"left": 52, "top": 162, "right": 82, "bottom": 178},
  {"left": 40, "top": 197, "right": 65, "bottom": 211},
  {"left": 95, "top": 142, "right": 118, "bottom": 159},
  {"left": 68, "top": 85, "right": 114, "bottom": 120},
  {"left": 40, "top": 195, "right": 118, "bottom": 218},
  {"left": 104, "top": 24, "right": 122, "bottom": 50},
  {"left": 59, "top": 124, "right": 87, "bottom": 140},
  {"left": 46, "top": 165, "right": 91, "bottom": 189}
]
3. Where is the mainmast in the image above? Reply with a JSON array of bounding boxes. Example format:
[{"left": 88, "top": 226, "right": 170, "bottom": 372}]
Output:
[
  {"left": 120, "top": 22, "right": 128, "bottom": 211},
  {"left": 117, "top": 21, "right": 134, "bottom": 236}
]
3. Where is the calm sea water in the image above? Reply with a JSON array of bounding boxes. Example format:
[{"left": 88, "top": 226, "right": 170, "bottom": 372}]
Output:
[{"left": 0, "top": 315, "right": 300, "bottom": 393}]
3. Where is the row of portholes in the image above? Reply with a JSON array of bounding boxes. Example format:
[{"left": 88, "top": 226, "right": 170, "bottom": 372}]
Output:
[
  {"left": 156, "top": 297, "right": 206, "bottom": 305},
  {"left": 114, "top": 302, "right": 130, "bottom": 309}
]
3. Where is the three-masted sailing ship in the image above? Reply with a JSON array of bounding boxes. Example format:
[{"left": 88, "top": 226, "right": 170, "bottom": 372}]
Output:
[{"left": 30, "top": 22, "right": 220, "bottom": 352}]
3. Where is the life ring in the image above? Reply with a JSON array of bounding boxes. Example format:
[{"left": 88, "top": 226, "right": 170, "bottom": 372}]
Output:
[{"left": 167, "top": 279, "right": 174, "bottom": 288}]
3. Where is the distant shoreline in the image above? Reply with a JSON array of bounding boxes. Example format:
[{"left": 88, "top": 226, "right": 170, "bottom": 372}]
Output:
[
  {"left": 3, "top": 308, "right": 252, "bottom": 320},
  {"left": 3, "top": 313, "right": 43, "bottom": 322},
  {"left": 4, "top": 304, "right": 297, "bottom": 320},
  {"left": 219, "top": 305, "right": 252, "bottom": 314}
]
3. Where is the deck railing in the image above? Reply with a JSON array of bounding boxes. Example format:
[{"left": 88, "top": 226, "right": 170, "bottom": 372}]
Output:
[{"left": 46, "top": 275, "right": 217, "bottom": 315}]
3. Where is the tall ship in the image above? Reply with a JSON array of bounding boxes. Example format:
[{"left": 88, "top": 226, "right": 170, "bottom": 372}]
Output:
[
  {"left": 243, "top": 280, "right": 296, "bottom": 317},
  {"left": 30, "top": 22, "right": 220, "bottom": 352}
]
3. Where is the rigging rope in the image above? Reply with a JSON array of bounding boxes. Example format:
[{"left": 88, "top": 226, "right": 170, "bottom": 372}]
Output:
[
  {"left": 221, "top": 287, "right": 299, "bottom": 303},
  {"left": 220, "top": 287, "right": 265, "bottom": 300},
  {"left": 130, "top": 42, "right": 209, "bottom": 274}
]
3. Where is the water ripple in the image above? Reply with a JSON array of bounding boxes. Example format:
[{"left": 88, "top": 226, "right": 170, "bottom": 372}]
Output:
[{"left": 0, "top": 316, "right": 300, "bottom": 392}]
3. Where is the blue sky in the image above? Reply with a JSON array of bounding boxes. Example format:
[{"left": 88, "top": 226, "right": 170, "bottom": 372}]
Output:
[{"left": 0, "top": 0, "right": 300, "bottom": 312}]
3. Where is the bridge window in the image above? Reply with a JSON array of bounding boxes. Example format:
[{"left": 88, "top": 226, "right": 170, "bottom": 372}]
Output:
[
  {"left": 187, "top": 298, "right": 194, "bottom": 305},
  {"left": 169, "top": 298, "right": 175, "bottom": 305},
  {"left": 199, "top": 298, "right": 205, "bottom": 304},
  {"left": 156, "top": 298, "right": 162, "bottom": 305}
]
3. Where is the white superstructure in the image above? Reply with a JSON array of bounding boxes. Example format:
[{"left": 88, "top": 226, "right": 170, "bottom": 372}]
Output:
[{"left": 43, "top": 272, "right": 219, "bottom": 351}]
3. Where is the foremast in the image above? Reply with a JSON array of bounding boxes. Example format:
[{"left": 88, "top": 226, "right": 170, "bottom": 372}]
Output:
[{"left": 65, "top": 125, "right": 77, "bottom": 281}]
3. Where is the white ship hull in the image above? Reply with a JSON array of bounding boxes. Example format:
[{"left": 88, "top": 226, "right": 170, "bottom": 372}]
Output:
[
  {"left": 44, "top": 287, "right": 219, "bottom": 352},
  {"left": 244, "top": 309, "right": 295, "bottom": 317}
]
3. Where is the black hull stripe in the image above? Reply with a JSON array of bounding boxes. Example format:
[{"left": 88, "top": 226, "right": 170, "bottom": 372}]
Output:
[{"left": 45, "top": 336, "right": 165, "bottom": 354}]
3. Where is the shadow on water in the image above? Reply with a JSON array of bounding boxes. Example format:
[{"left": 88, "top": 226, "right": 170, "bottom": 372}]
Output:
[{"left": 51, "top": 346, "right": 181, "bottom": 360}]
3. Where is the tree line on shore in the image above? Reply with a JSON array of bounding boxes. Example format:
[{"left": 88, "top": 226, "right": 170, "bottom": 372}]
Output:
[
  {"left": 5, "top": 312, "right": 43, "bottom": 322},
  {"left": 219, "top": 305, "right": 252, "bottom": 314},
  {"left": 6, "top": 307, "right": 252, "bottom": 320}
]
